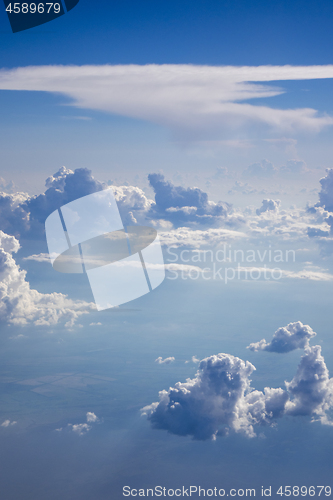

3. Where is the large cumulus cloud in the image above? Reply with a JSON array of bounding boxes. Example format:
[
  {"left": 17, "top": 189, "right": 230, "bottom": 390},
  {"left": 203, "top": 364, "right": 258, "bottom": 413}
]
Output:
[
  {"left": 148, "top": 173, "right": 231, "bottom": 227},
  {"left": 0, "top": 230, "right": 93, "bottom": 327},
  {"left": 142, "top": 322, "right": 333, "bottom": 440},
  {"left": 0, "top": 167, "right": 156, "bottom": 239},
  {"left": 142, "top": 352, "right": 289, "bottom": 440},
  {"left": 285, "top": 345, "right": 333, "bottom": 418},
  {"left": 0, "top": 167, "right": 105, "bottom": 239}
]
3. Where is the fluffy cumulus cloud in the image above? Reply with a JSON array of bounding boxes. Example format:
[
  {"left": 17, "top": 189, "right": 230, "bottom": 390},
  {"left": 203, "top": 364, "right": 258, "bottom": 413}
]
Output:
[
  {"left": 305, "top": 170, "right": 333, "bottom": 254},
  {"left": 0, "top": 167, "right": 105, "bottom": 239},
  {"left": 247, "top": 321, "right": 316, "bottom": 353},
  {"left": 1, "top": 64, "right": 333, "bottom": 139},
  {"left": 59, "top": 412, "right": 100, "bottom": 435},
  {"left": 0, "top": 230, "right": 93, "bottom": 327},
  {"left": 285, "top": 346, "right": 333, "bottom": 419},
  {"left": 148, "top": 173, "right": 230, "bottom": 227},
  {"left": 142, "top": 352, "right": 287, "bottom": 440},
  {"left": 142, "top": 322, "right": 333, "bottom": 440},
  {"left": 112, "top": 184, "right": 153, "bottom": 226},
  {"left": 256, "top": 199, "right": 281, "bottom": 216},
  {"left": 86, "top": 412, "right": 99, "bottom": 423},
  {"left": 0, "top": 166, "right": 155, "bottom": 239},
  {"left": 3, "top": 165, "right": 333, "bottom": 291},
  {"left": 0, "top": 191, "right": 30, "bottom": 238},
  {"left": 1, "top": 165, "right": 330, "bottom": 253}
]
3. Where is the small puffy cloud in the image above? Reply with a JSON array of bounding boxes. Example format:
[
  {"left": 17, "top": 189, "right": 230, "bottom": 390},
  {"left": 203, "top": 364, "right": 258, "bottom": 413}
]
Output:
[
  {"left": 86, "top": 412, "right": 99, "bottom": 423},
  {"left": 67, "top": 412, "right": 100, "bottom": 435},
  {"left": 148, "top": 174, "right": 230, "bottom": 227},
  {"left": 0, "top": 230, "right": 93, "bottom": 327},
  {"left": 1, "top": 420, "right": 17, "bottom": 427},
  {"left": 155, "top": 356, "right": 175, "bottom": 365},
  {"left": 243, "top": 159, "right": 277, "bottom": 178},
  {"left": 247, "top": 322, "right": 317, "bottom": 353},
  {"left": 185, "top": 356, "right": 200, "bottom": 364},
  {"left": 256, "top": 199, "right": 281, "bottom": 216},
  {"left": 70, "top": 423, "right": 91, "bottom": 436}
]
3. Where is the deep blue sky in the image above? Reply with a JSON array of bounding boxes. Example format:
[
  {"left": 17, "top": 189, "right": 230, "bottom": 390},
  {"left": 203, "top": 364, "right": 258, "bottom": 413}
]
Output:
[{"left": 1, "top": 0, "right": 333, "bottom": 67}]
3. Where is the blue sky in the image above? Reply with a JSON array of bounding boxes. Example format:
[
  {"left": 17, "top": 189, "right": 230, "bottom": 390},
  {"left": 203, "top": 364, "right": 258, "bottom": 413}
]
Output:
[
  {"left": 1, "top": 0, "right": 333, "bottom": 66},
  {"left": 1, "top": 0, "right": 333, "bottom": 198},
  {"left": 2, "top": 1, "right": 333, "bottom": 499}
]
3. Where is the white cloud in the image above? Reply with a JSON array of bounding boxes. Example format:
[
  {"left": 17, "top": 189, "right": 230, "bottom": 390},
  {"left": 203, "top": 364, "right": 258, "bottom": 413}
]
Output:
[
  {"left": 256, "top": 199, "right": 281, "bottom": 216},
  {"left": 318, "top": 168, "right": 333, "bottom": 212},
  {"left": 160, "top": 227, "right": 246, "bottom": 248},
  {"left": 86, "top": 412, "right": 99, "bottom": 423},
  {"left": 67, "top": 412, "right": 100, "bottom": 435},
  {"left": 155, "top": 356, "right": 175, "bottom": 365},
  {"left": 1, "top": 420, "right": 17, "bottom": 427},
  {"left": 148, "top": 173, "right": 230, "bottom": 226},
  {"left": 235, "top": 266, "right": 333, "bottom": 282},
  {"left": 247, "top": 321, "right": 317, "bottom": 353},
  {"left": 23, "top": 253, "right": 50, "bottom": 263},
  {"left": 112, "top": 185, "right": 154, "bottom": 226},
  {"left": 285, "top": 346, "right": 333, "bottom": 418},
  {"left": 70, "top": 423, "right": 91, "bottom": 436},
  {"left": 142, "top": 322, "right": 333, "bottom": 440},
  {"left": 142, "top": 352, "right": 285, "bottom": 440},
  {"left": 0, "top": 230, "right": 94, "bottom": 327},
  {"left": 1, "top": 64, "right": 333, "bottom": 139}
]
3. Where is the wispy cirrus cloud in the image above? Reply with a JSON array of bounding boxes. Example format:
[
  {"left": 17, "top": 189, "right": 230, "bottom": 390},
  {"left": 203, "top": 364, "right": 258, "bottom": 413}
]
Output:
[{"left": 1, "top": 64, "right": 333, "bottom": 139}]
